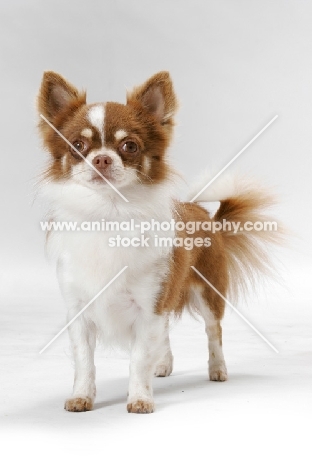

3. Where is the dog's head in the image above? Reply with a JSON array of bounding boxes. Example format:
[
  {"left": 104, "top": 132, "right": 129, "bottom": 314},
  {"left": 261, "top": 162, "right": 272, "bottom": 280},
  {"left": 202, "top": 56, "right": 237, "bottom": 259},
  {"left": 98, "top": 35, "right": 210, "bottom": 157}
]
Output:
[{"left": 38, "top": 71, "right": 178, "bottom": 192}]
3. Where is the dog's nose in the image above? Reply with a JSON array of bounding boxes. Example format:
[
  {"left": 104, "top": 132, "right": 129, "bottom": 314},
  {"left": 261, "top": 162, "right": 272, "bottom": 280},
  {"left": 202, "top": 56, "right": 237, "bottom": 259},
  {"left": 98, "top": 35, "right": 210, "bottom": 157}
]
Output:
[{"left": 92, "top": 155, "right": 113, "bottom": 168}]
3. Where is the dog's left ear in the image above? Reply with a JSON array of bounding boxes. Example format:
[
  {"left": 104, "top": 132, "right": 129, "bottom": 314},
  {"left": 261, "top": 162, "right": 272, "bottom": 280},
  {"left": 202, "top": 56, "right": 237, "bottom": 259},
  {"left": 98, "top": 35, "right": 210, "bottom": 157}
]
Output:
[{"left": 127, "top": 71, "right": 178, "bottom": 124}]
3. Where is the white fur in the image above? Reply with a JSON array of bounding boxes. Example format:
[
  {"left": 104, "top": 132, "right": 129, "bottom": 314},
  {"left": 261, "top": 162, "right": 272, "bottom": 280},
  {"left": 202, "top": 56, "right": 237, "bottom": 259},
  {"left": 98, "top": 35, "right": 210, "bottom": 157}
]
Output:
[
  {"left": 114, "top": 129, "right": 128, "bottom": 141},
  {"left": 87, "top": 105, "right": 105, "bottom": 143},
  {"left": 191, "top": 288, "right": 227, "bottom": 381},
  {"left": 61, "top": 154, "right": 67, "bottom": 170},
  {"left": 187, "top": 172, "right": 241, "bottom": 202},
  {"left": 81, "top": 128, "right": 93, "bottom": 139},
  {"left": 143, "top": 156, "right": 151, "bottom": 174},
  {"left": 42, "top": 173, "right": 177, "bottom": 409},
  {"left": 154, "top": 319, "right": 174, "bottom": 377}
]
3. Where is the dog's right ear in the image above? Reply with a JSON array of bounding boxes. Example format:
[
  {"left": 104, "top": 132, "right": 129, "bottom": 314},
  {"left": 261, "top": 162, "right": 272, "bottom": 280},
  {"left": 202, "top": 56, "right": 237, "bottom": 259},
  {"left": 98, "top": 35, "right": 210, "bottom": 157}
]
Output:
[{"left": 37, "top": 71, "right": 86, "bottom": 122}]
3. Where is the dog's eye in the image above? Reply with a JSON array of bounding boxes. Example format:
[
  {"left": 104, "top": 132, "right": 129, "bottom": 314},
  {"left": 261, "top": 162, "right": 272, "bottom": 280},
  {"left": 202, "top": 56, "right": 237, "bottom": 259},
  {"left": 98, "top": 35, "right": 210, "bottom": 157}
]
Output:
[
  {"left": 70, "top": 140, "right": 87, "bottom": 159},
  {"left": 120, "top": 141, "right": 138, "bottom": 154}
]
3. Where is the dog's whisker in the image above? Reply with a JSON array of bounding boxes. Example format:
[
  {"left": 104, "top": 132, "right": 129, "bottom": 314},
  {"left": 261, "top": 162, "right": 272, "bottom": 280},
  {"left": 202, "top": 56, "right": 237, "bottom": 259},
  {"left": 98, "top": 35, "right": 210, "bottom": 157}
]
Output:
[{"left": 135, "top": 169, "right": 153, "bottom": 183}]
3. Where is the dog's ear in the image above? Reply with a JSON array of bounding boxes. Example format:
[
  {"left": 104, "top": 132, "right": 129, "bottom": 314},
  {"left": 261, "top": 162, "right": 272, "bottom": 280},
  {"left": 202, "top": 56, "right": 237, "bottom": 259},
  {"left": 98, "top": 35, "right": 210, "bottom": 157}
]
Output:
[
  {"left": 37, "top": 71, "right": 86, "bottom": 122},
  {"left": 127, "top": 71, "right": 178, "bottom": 124}
]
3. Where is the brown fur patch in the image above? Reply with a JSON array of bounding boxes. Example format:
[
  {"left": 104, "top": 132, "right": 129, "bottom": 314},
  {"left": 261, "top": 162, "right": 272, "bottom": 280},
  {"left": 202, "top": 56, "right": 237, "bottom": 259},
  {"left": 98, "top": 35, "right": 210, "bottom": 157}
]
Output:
[
  {"left": 214, "top": 188, "right": 280, "bottom": 300},
  {"left": 127, "top": 71, "right": 178, "bottom": 136},
  {"left": 156, "top": 185, "right": 280, "bottom": 323},
  {"left": 104, "top": 101, "right": 171, "bottom": 184},
  {"left": 38, "top": 72, "right": 87, "bottom": 181},
  {"left": 156, "top": 202, "right": 227, "bottom": 321}
]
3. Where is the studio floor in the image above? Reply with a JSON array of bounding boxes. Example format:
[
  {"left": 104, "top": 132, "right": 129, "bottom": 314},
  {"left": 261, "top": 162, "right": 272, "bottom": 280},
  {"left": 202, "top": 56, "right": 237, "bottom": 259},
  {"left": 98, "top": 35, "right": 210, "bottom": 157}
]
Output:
[{"left": 1, "top": 259, "right": 311, "bottom": 466}]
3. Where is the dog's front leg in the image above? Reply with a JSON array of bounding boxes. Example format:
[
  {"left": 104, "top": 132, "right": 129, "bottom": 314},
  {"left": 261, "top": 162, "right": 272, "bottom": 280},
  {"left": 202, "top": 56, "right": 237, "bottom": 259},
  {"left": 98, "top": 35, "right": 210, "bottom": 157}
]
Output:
[
  {"left": 64, "top": 313, "right": 96, "bottom": 412},
  {"left": 127, "top": 313, "right": 168, "bottom": 414}
]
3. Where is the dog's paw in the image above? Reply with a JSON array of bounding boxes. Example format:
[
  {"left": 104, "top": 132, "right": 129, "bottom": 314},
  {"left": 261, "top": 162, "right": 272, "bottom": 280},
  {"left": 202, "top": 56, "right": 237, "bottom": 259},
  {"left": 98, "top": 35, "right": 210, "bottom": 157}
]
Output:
[
  {"left": 155, "top": 362, "right": 173, "bottom": 377},
  {"left": 155, "top": 353, "right": 173, "bottom": 377},
  {"left": 127, "top": 399, "right": 155, "bottom": 414},
  {"left": 209, "top": 363, "right": 228, "bottom": 382},
  {"left": 64, "top": 397, "right": 94, "bottom": 412}
]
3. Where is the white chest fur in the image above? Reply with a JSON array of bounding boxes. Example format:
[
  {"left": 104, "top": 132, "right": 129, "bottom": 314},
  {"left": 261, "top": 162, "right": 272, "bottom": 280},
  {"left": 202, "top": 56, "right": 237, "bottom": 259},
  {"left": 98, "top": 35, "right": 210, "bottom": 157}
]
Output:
[{"left": 43, "top": 180, "right": 175, "bottom": 347}]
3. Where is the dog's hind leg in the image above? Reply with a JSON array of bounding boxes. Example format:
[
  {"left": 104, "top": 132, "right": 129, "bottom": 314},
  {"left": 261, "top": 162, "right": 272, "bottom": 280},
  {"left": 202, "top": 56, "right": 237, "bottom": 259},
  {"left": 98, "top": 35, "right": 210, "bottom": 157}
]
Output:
[
  {"left": 155, "top": 317, "right": 173, "bottom": 377},
  {"left": 193, "top": 287, "right": 228, "bottom": 382}
]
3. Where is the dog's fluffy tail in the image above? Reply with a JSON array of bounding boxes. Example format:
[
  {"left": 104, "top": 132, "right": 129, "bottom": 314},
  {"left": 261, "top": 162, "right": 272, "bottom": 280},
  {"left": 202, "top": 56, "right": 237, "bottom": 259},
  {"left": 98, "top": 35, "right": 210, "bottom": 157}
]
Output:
[{"left": 190, "top": 174, "right": 282, "bottom": 299}]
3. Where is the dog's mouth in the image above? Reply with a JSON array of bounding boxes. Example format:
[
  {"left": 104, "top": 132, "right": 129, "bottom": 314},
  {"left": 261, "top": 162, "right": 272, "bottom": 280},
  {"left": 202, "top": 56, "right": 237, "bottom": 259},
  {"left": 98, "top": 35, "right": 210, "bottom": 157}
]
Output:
[
  {"left": 91, "top": 171, "right": 112, "bottom": 182},
  {"left": 90, "top": 168, "right": 124, "bottom": 185}
]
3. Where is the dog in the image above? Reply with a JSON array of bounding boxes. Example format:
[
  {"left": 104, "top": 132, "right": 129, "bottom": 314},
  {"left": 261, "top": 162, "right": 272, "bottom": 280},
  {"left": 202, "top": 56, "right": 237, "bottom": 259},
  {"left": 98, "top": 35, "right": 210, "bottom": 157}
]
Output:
[{"left": 37, "top": 71, "right": 278, "bottom": 413}]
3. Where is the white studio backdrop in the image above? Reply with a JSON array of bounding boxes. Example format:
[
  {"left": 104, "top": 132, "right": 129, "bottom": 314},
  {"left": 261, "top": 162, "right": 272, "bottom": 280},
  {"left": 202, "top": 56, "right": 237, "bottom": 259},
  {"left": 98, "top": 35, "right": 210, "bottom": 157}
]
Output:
[{"left": 0, "top": 0, "right": 311, "bottom": 270}]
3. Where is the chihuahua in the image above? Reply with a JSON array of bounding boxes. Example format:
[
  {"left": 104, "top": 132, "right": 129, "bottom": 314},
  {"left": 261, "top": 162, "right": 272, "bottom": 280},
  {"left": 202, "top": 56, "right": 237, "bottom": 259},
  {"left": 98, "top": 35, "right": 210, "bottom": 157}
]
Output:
[{"left": 38, "top": 71, "right": 278, "bottom": 413}]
